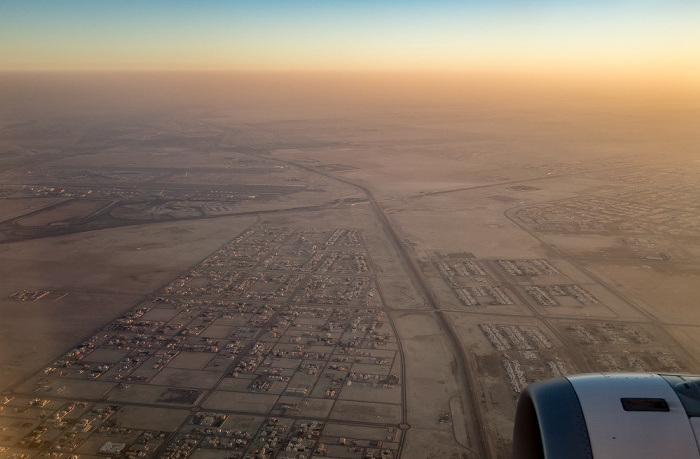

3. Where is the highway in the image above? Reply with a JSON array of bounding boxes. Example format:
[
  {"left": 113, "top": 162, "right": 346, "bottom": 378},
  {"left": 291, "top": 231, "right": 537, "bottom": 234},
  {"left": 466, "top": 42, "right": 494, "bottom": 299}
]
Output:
[{"left": 231, "top": 142, "right": 493, "bottom": 458}]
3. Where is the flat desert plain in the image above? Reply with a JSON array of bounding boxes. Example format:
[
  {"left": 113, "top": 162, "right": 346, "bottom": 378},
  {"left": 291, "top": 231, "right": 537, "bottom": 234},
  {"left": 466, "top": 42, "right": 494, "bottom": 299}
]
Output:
[{"left": 1, "top": 80, "right": 699, "bottom": 458}]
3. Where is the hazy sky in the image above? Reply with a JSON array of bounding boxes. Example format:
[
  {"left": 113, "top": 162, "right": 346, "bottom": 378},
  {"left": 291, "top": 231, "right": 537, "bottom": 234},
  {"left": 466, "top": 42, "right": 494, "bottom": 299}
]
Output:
[{"left": 1, "top": 0, "right": 698, "bottom": 81}]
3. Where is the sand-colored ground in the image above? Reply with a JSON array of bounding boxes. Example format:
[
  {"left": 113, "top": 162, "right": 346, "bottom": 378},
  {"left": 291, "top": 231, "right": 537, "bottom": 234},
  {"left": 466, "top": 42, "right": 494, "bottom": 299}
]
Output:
[
  {"left": 582, "top": 261, "right": 700, "bottom": 326},
  {"left": 1, "top": 100, "right": 699, "bottom": 458},
  {"left": 0, "top": 216, "right": 255, "bottom": 390}
]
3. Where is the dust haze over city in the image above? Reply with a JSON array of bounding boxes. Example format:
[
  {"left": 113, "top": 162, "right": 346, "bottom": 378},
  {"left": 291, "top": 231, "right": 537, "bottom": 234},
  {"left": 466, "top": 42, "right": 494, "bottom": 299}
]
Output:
[{"left": 1, "top": 1, "right": 700, "bottom": 458}]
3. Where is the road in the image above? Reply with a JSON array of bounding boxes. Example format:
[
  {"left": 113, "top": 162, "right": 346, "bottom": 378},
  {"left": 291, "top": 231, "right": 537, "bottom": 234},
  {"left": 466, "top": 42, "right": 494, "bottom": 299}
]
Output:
[{"left": 223, "top": 138, "right": 493, "bottom": 458}]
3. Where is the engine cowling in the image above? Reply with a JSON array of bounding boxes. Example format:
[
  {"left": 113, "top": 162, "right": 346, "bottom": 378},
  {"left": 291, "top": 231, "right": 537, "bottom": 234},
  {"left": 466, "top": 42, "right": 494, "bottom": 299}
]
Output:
[{"left": 512, "top": 372, "right": 700, "bottom": 458}]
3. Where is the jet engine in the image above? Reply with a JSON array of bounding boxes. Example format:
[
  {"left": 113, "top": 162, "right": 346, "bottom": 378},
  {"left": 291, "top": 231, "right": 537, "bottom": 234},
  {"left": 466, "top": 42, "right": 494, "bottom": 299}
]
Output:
[{"left": 512, "top": 372, "right": 700, "bottom": 458}]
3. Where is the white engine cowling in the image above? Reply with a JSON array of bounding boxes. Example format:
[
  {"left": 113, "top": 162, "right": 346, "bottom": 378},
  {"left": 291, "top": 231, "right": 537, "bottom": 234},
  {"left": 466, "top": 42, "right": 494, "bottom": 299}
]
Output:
[{"left": 512, "top": 372, "right": 700, "bottom": 458}]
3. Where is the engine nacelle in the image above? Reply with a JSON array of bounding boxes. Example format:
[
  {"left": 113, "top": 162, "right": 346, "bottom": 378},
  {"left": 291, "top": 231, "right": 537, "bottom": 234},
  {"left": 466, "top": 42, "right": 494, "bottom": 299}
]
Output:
[{"left": 512, "top": 372, "right": 700, "bottom": 458}]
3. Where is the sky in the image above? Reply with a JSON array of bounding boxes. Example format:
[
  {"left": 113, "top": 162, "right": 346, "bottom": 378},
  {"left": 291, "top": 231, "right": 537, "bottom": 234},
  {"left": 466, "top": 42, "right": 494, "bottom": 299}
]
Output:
[{"left": 0, "top": 0, "right": 698, "bottom": 81}]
